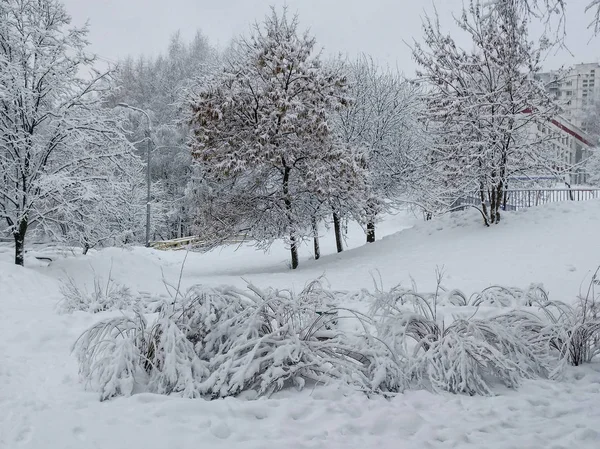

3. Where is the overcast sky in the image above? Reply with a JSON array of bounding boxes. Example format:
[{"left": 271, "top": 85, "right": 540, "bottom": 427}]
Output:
[{"left": 62, "top": 0, "right": 598, "bottom": 75}]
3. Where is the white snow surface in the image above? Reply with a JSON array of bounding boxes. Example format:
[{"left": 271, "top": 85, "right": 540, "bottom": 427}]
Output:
[{"left": 2, "top": 202, "right": 600, "bottom": 449}]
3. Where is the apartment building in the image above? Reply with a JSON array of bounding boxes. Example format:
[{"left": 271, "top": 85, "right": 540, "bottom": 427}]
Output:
[
  {"left": 532, "top": 63, "right": 599, "bottom": 184},
  {"left": 535, "top": 62, "right": 600, "bottom": 131}
]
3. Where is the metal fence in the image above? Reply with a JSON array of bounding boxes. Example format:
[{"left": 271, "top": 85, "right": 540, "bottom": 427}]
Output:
[{"left": 458, "top": 188, "right": 600, "bottom": 211}]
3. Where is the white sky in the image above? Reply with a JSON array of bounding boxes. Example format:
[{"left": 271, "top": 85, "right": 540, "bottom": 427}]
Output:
[{"left": 62, "top": 0, "right": 598, "bottom": 75}]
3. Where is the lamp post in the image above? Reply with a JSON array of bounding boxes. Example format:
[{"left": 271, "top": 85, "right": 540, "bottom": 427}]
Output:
[{"left": 117, "top": 103, "right": 153, "bottom": 247}]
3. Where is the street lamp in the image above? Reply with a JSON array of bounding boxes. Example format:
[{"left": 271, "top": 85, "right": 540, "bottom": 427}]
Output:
[{"left": 116, "top": 103, "right": 153, "bottom": 247}]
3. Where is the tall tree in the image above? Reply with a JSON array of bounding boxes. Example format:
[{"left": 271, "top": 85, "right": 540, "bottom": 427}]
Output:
[
  {"left": 107, "top": 31, "right": 219, "bottom": 240},
  {"left": 0, "top": 0, "right": 135, "bottom": 265},
  {"left": 188, "top": 9, "right": 365, "bottom": 269},
  {"left": 413, "top": 0, "right": 560, "bottom": 225},
  {"left": 333, "top": 57, "right": 423, "bottom": 243}
]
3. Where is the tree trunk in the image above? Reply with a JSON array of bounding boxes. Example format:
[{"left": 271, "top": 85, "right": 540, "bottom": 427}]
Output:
[
  {"left": 494, "top": 183, "right": 504, "bottom": 224},
  {"left": 366, "top": 221, "right": 375, "bottom": 243},
  {"left": 83, "top": 242, "right": 90, "bottom": 255},
  {"left": 289, "top": 232, "right": 299, "bottom": 269},
  {"left": 490, "top": 187, "right": 497, "bottom": 224},
  {"left": 479, "top": 183, "right": 490, "bottom": 227},
  {"left": 282, "top": 163, "right": 298, "bottom": 269},
  {"left": 312, "top": 216, "right": 320, "bottom": 260},
  {"left": 13, "top": 218, "right": 28, "bottom": 266},
  {"left": 333, "top": 212, "right": 343, "bottom": 253}
]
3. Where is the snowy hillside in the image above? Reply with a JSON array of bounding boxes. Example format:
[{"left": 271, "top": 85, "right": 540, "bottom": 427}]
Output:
[
  {"left": 29, "top": 199, "right": 600, "bottom": 302},
  {"left": 1, "top": 201, "right": 600, "bottom": 449}
]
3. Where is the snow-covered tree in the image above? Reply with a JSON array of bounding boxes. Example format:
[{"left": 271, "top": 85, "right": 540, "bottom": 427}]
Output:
[
  {"left": 588, "top": 1, "right": 600, "bottom": 34},
  {"left": 584, "top": 148, "right": 600, "bottom": 186},
  {"left": 413, "top": 0, "right": 560, "bottom": 225},
  {"left": 333, "top": 57, "right": 424, "bottom": 243},
  {"left": 504, "top": 0, "right": 600, "bottom": 36},
  {"left": 579, "top": 100, "right": 600, "bottom": 146},
  {"left": 107, "top": 31, "right": 219, "bottom": 240},
  {"left": 579, "top": 101, "right": 600, "bottom": 186},
  {"left": 188, "top": 9, "right": 365, "bottom": 269},
  {"left": 47, "top": 152, "right": 168, "bottom": 252},
  {"left": 0, "top": 0, "right": 136, "bottom": 265}
]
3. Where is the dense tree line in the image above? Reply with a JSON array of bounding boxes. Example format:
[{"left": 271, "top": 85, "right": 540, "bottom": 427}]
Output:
[{"left": 2, "top": 0, "right": 599, "bottom": 266}]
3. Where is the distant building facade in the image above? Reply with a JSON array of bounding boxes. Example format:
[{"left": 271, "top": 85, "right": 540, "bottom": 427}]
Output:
[
  {"left": 533, "top": 63, "right": 599, "bottom": 184},
  {"left": 535, "top": 62, "right": 600, "bottom": 131}
]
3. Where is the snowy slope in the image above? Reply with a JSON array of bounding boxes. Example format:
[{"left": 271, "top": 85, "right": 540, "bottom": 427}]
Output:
[
  {"left": 39, "top": 200, "right": 600, "bottom": 302},
  {"left": 1, "top": 201, "right": 600, "bottom": 449}
]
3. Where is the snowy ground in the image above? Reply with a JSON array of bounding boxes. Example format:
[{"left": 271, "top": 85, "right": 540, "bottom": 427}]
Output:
[{"left": 1, "top": 202, "right": 600, "bottom": 449}]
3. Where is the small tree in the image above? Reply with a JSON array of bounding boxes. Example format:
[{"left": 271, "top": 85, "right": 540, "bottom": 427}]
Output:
[
  {"left": 0, "top": 0, "right": 135, "bottom": 265},
  {"left": 189, "top": 9, "right": 365, "bottom": 268},
  {"left": 413, "top": 0, "right": 560, "bottom": 225}
]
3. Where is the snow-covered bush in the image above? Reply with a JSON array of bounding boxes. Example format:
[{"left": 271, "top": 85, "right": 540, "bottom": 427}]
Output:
[
  {"left": 467, "top": 285, "right": 548, "bottom": 307},
  {"left": 534, "top": 270, "right": 600, "bottom": 366},
  {"left": 58, "top": 276, "right": 136, "bottom": 314},
  {"left": 370, "top": 285, "right": 560, "bottom": 395},
  {"left": 73, "top": 309, "right": 210, "bottom": 401},
  {"left": 364, "top": 282, "right": 548, "bottom": 308},
  {"left": 74, "top": 314, "right": 146, "bottom": 401},
  {"left": 199, "top": 293, "right": 405, "bottom": 397},
  {"left": 73, "top": 279, "right": 406, "bottom": 401},
  {"left": 74, "top": 275, "right": 599, "bottom": 401},
  {"left": 58, "top": 275, "right": 169, "bottom": 315}
]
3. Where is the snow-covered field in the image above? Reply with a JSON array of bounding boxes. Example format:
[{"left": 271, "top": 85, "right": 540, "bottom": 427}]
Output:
[{"left": 2, "top": 202, "right": 600, "bottom": 449}]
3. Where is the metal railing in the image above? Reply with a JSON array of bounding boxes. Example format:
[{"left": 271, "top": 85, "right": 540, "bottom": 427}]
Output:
[{"left": 458, "top": 188, "right": 600, "bottom": 211}]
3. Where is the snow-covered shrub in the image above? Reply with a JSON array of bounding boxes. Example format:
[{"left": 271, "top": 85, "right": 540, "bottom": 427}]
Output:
[
  {"left": 73, "top": 307, "right": 211, "bottom": 401},
  {"left": 468, "top": 284, "right": 548, "bottom": 307},
  {"left": 74, "top": 314, "right": 147, "bottom": 401},
  {"left": 185, "top": 280, "right": 404, "bottom": 397},
  {"left": 58, "top": 276, "right": 136, "bottom": 314},
  {"left": 76, "top": 274, "right": 599, "bottom": 400},
  {"left": 534, "top": 271, "right": 600, "bottom": 366},
  {"left": 370, "top": 288, "right": 559, "bottom": 395},
  {"left": 146, "top": 317, "right": 210, "bottom": 398},
  {"left": 361, "top": 278, "right": 547, "bottom": 309},
  {"left": 58, "top": 276, "right": 169, "bottom": 314},
  {"left": 73, "top": 278, "right": 406, "bottom": 401}
]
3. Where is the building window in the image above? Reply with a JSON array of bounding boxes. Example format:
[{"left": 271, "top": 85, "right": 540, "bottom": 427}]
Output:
[{"left": 566, "top": 91, "right": 572, "bottom": 96}]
